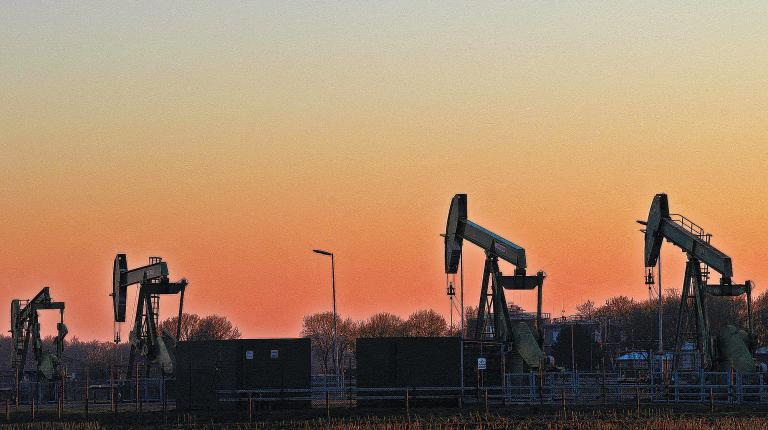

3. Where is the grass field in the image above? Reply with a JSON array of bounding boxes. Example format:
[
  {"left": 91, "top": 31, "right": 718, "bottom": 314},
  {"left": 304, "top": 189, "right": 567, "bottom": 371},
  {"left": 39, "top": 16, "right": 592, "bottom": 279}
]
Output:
[{"left": 1, "top": 405, "right": 767, "bottom": 429}]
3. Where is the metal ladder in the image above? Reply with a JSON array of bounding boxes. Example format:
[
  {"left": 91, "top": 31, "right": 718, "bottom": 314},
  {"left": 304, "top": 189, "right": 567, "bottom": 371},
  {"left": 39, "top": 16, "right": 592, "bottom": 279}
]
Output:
[
  {"left": 11, "top": 300, "right": 30, "bottom": 369},
  {"left": 671, "top": 214, "right": 712, "bottom": 281}
]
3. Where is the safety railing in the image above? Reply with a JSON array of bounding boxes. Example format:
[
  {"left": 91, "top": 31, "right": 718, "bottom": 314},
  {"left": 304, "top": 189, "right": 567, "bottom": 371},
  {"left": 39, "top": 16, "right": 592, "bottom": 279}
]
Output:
[
  {"left": 215, "top": 370, "right": 768, "bottom": 409},
  {"left": 0, "top": 377, "right": 169, "bottom": 406}
]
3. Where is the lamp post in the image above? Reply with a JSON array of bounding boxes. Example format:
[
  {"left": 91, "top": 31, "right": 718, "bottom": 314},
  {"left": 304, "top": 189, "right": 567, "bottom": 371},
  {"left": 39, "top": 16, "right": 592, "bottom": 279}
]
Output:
[{"left": 313, "top": 249, "right": 337, "bottom": 378}]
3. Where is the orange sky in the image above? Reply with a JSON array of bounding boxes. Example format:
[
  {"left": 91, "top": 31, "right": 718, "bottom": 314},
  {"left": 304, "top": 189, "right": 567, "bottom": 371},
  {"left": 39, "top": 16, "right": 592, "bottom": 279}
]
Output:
[{"left": 1, "top": 3, "right": 767, "bottom": 340}]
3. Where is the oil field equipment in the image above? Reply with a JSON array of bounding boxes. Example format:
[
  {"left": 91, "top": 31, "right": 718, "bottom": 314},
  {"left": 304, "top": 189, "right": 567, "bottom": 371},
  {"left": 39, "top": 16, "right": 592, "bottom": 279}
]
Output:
[
  {"left": 444, "top": 194, "right": 546, "bottom": 370},
  {"left": 10, "top": 287, "right": 67, "bottom": 381},
  {"left": 638, "top": 193, "right": 755, "bottom": 372},
  {"left": 112, "top": 254, "right": 187, "bottom": 376}
]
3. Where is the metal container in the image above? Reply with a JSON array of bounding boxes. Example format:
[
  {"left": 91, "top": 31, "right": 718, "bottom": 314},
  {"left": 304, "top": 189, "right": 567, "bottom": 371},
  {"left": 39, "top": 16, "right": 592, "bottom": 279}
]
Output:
[
  {"left": 356, "top": 337, "right": 461, "bottom": 389},
  {"left": 175, "top": 338, "right": 311, "bottom": 410}
]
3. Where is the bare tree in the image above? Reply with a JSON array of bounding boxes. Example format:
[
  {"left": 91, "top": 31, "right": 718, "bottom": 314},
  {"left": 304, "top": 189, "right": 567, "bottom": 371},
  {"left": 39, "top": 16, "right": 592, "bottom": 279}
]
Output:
[
  {"left": 357, "top": 312, "right": 406, "bottom": 338},
  {"left": 753, "top": 290, "right": 768, "bottom": 344},
  {"left": 575, "top": 300, "right": 596, "bottom": 319},
  {"left": 403, "top": 309, "right": 449, "bottom": 336},
  {"left": 463, "top": 306, "right": 478, "bottom": 338},
  {"left": 193, "top": 315, "right": 242, "bottom": 341},
  {"left": 300, "top": 312, "right": 356, "bottom": 373},
  {"left": 596, "top": 296, "right": 636, "bottom": 320},
  {"left": 158, "top": 313, "right": 240, "bottom": 341},
  {"left": 159, "top": 313, "right": 201, "bottom": 341}
]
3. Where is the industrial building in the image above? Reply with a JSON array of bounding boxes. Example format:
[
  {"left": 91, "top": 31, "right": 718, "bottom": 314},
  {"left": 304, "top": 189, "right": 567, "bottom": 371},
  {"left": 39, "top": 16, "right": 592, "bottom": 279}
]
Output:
[{"left": 175, "top": 338, "right": 311, "bottom": 410}]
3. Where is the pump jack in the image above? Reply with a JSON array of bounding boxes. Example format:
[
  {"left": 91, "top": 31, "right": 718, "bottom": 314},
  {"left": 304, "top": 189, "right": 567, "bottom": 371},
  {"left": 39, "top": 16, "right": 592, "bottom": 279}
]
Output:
[
  {"left": 112, "top": 254, "right": 187, "bottom": 376},
  {"left": 638, "top": 193, "right": 754, "bottom": 371},
  {"left": 10, "top": 287, "right": 67, "bottom": 382},
  {"left": 444, "top": 194, "right": 545, "bottom": 345}
]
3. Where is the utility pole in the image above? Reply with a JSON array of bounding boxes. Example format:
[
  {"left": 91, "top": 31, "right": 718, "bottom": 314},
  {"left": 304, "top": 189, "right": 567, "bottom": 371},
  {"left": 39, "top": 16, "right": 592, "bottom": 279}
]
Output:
[
  {"left": 447, "top": 277, "right": 455, "bottom": 331},
  {"left": 570, "top": 322, "right": 576, "bottom": 372},
  {"left": 658, "top": 254, "right": 663, "bottom": 354},
  {"left": 460, "top": 248, "right": 465, "bottom": 393},
  {"left": 442, "top": 230, "right": 466, "bottom": 393},
  {"left": 460, "top": 253, "right": 464, "bottom": 338},
  {"left": 313, "top": 249, "right": 338, "bottom": 378}
]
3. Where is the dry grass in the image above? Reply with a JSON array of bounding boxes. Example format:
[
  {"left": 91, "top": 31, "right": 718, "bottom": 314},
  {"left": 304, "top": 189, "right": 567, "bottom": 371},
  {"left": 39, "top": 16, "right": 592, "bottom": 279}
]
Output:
[{"left": 2, "top": 409, "right": 768, "bottom": 429}]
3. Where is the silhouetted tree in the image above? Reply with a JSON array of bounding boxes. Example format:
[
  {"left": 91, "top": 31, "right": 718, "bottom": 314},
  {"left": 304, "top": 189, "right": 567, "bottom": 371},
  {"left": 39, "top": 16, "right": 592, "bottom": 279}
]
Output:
[
  {"left": 300, "top": 312, "right": 356, "bottom": 373},
  {"left": 595, "top": 296, "right": 636, "bottom": 320},
  {"left": 158, "top": 313, "right": 201, "bottom": 341},
  {"left": 403, "top": 309, "right": 449, "bottom": 336},
  {"left": 194, "top": 315, "right": 242, "bottom": 340},
  {"left": 753, "top": 290, "right": 768, "bottom": 344},
  {"left": 576, "top": 300, "right": 596, "bottom": 319},
  {"left": 357, "top": 312, "right": 406, "bottom": 338},
  {"left": 574, "top": 288, "right": 755, "bottom": 355},
  {"left": 463, "top": 306, "right": 478, "bottom": 338},
  {"left": 158, "top": 313, "right": 240, "bottom": 341}
]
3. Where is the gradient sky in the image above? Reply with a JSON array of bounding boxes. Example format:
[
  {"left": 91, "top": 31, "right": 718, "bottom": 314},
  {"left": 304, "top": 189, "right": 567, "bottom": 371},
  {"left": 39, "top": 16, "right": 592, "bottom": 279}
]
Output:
[{"left": 1, "top": 2, "right": 767, "bottom": 341}]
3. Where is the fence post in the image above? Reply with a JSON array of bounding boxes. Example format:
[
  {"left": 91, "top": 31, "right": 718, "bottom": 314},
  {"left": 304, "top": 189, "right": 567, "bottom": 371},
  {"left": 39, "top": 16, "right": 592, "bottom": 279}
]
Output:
[
  {"left": 635, "top": 386, "right": 640, "bottom": 415},
  {"left": 674, "top": 371, "right": 679, "bottom": 402},
  {"left": 573, "top": 371, "right": 578, "bottom": 403},
  {"left": 15, "top": 369, "right": 19, "bottom": 408},
  {"left": 30, "top": 393, "right": 35, "bottom": 422},
  {"left": 405, "top": 388, "right": 410, "bottom": 421},
  {"left": 162, "top": 373, "right": 167, "bottom": 424},
  {"left": 561, "top": 387, "right": 566, "bottom": 414},
  {"left": 58, "top": 372, "right": 63, "bottom": 420},
  {"left": 110, "top": 367, "right": 116, "bottom": 414},
  {"left": 56, "top": 379, "right": 61, "bottom": 419},
  {"left": 5, "top": 399, "right": 9, "bottom": 422},
  {"left": 135, "top": 364, "right": 140, "bottom": 413},
  {"left": 248, "top": 393, "right": 253, "bottom": 424},
  {"left": 528, "top": 372, "right": 534, "bottom": 403},
  {"left": 728, "top": 369, "right": 733, "bottom": 404},
  {"left": 325, "top": 390, "right": 330, "bottom": 422},
  {"left": 601, "top": 368, "right": 606, "bottom": 405},
  {"left": 649, "top": 366, "right": 654, "bottom": 402},
  {"left": 85, "top": 367, "right": 89, "bottom": 418},
  {"left": 135, "top": 364, "right": 143, "bottom": 425},
  {"left": 550, "top": 371, "right": 555, "bottom": 404},
  {"left": 709, "top": 387, "right": 714, "bottom": 413},
  {"left": 347, "top": 371, "right": 352, "bottom": 406},
  {"left": 484, "top": 388, "right": 489, "bottom": 416}
]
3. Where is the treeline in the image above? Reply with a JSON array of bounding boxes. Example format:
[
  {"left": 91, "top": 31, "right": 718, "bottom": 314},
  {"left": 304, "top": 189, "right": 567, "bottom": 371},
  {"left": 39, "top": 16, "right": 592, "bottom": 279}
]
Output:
[
  {"left": 5, "top": 292, "right": 767, "bottom": 377},
  {"left": 0, "top": 312, "right": 240, "bottom": 378},
  {"left": 302, "top": 289, "right": 768, "bottom": 372},
  {"left": 549, "top": 289, "right": 768, "bottom": 370},
  {"left": 158, "top": 313, "right": 241, "bottom": 342},
  {"left": 300, "top": 310, "right": 455, "bottom": 373},
  {"left": 573, "top": 288, "right": 768, "bottom": 350}
]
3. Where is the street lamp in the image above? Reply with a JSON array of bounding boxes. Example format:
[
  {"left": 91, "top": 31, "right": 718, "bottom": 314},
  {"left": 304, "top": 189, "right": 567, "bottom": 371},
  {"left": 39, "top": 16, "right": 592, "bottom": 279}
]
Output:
[{"left": 313, "top": 249, "right": 337, "bottom": 378}]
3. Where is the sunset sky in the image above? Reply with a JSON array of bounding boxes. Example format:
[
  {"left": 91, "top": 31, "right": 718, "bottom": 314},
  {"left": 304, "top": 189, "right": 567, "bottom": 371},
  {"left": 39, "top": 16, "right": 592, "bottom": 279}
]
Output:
[{"left": 1, "top": 2, "right": 767, "bottom": 341}]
